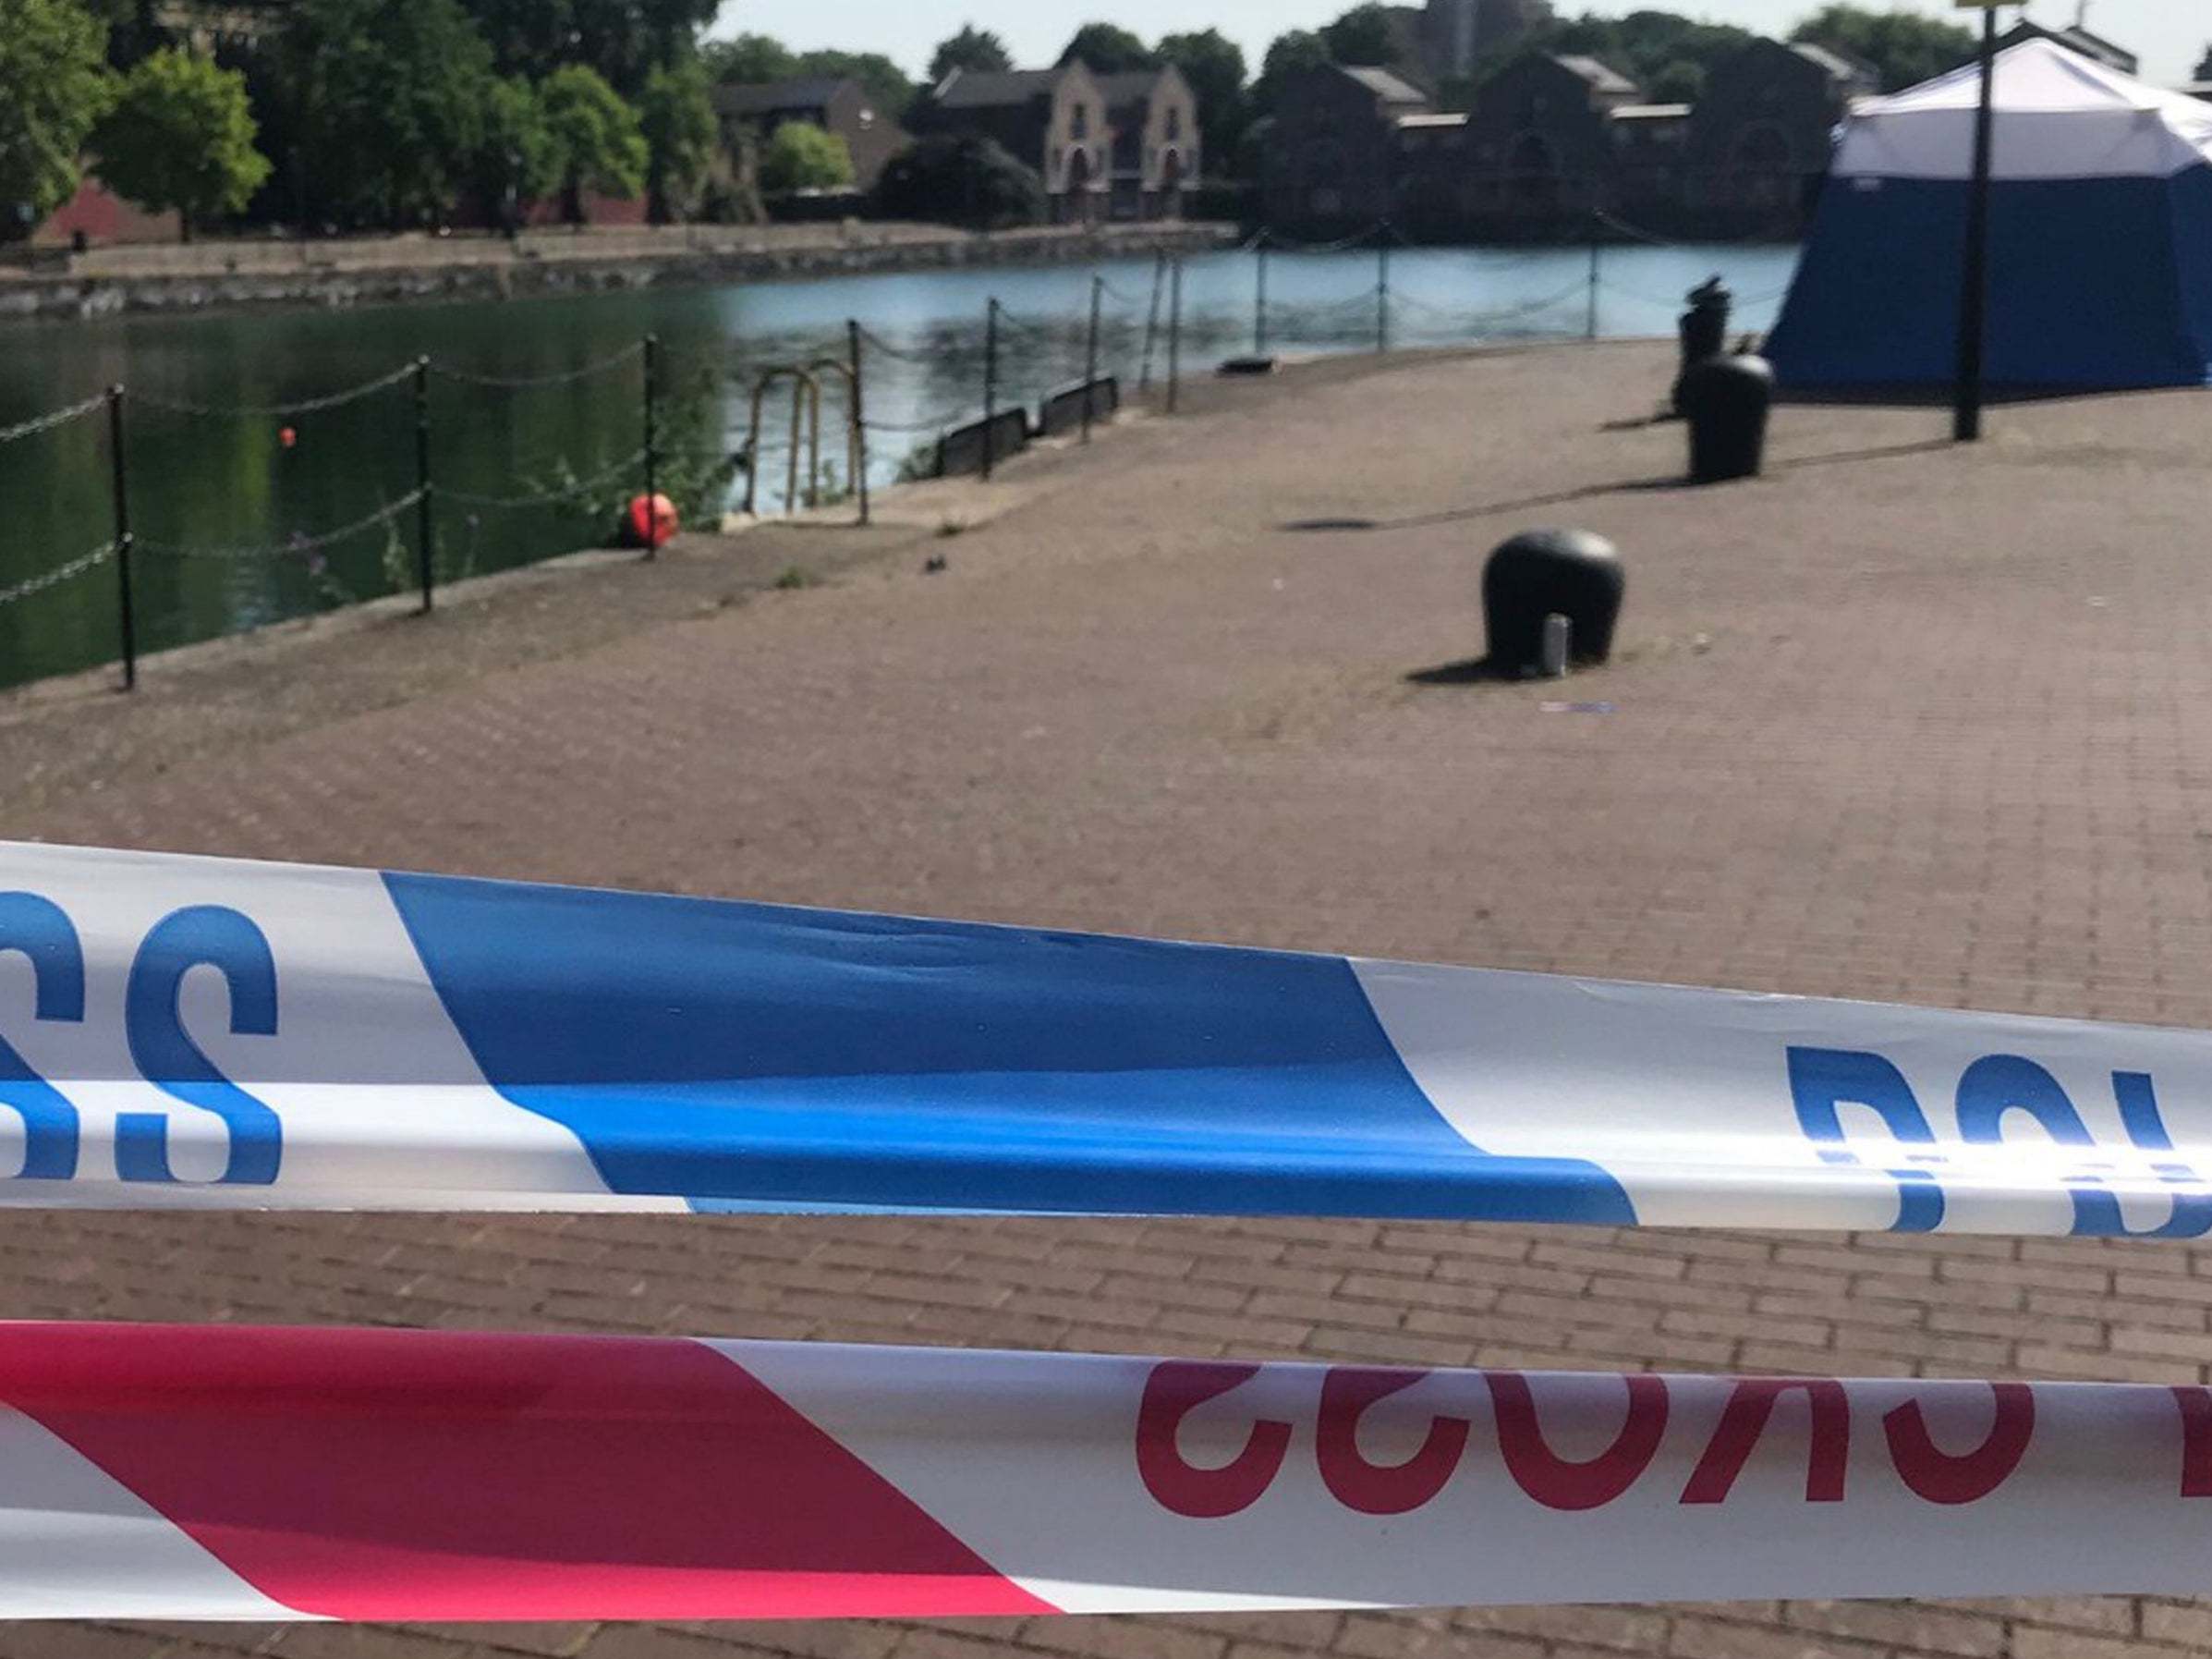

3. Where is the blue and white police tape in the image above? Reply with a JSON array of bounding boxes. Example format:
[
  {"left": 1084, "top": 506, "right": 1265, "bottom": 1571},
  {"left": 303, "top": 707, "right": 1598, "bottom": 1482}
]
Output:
[{"left": 0, "top": 839, "right": 2207, "bottom": 1233}]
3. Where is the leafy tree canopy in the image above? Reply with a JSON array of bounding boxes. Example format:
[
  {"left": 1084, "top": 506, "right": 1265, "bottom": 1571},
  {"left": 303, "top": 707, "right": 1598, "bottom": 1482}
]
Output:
[
  {"left": 1155, "top": 28, "right": 1246, "bottom": 166},
  {"left": 455, "top": 0, "right": 714, "bottom": 96},
  {"left": 790, "top": 50, "right": 914, "bottom": 118},
  {"left": 1319, "top": 3, "right": 1398, "bottom": 67},
  {"left": 639, "top": 55, "right": 717, "bottom": 219},
  {"left": 927, "top": 23, "right": 1012, "bottom": 85},
  {"left": 473, "top": 74, "right": 562, "bottom": 213},
  {"left": 1250, "top": 29, "right": 1328, "bottom": 117},
  {"left": 1480, "top": 9, "right": 1755, "bottom": 94},
  {"left": 759, "top": 119, "right": 854, "bottom": 191},
  {"left": 1058, "top": 23, "right": 1154, "bottom": 73},
  {"left": 874, "top": 132, "right": 1041, "bottom": 228},
  {"left": 701, "top": 32, "right": 796, "bottom": 84},
  {"left": 541, "top": 59, "right": 648, "bottom": 211},
  {"left": 1647, "top": 55, "right": 1704, "bottom": 104},
  {"left": 0, "top": 0, "right": 115, "bottom": 237},
  {"left": 1789, "top": 4, "right": 1974, "bottom": 92},
  {"left": 92, "top": 46, "right": 270, "bottom": 239},
  {"left": 286, "top": 0, "right": 494, "bottom": 226},
  {"left": 702, "top": 38, "right": 914, "bottom": 119}
]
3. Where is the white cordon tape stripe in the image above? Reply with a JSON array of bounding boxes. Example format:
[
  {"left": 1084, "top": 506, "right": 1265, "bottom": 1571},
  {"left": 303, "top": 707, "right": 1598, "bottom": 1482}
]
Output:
[
  {"left": 0, "top": 1322, "right": 2207, "bottom": 1620},
  {"left": 3, "top": 839, "right": 2211, "bottom": 1234}
]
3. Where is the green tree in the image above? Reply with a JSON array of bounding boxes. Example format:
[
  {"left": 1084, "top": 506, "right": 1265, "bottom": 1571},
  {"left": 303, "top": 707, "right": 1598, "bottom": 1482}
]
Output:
[
  {"left": 457, "top": 0, "right": 575, "bottom": 78},
  {"left": 1058, "top": 23, "right": 1153, "bottom": 73},
  {"left": 702, "top": 36, "right": 913, "bottom": 116},
  {"left": 1475, "top": 11, "right": 1754, "bottom": 95},
  {"left": 1320, "top": 3, "right": 1397, "bottom": 67},
  {"left": 928, "top": 23, "right": 1012, "bottom": 85},
  {"left": 1157, "top": 28, "right": 1245, "bottom": 171},
  {"left": 794, "top": 49, "right": 914, "bottom": 118},
  {"left": 1250, "top": 29, "right": 1327, "bottom": 117},
  {"left": 286, "top": 0, "right": 493, "bottom": 226},
  {"left": 541, "top": 61, "right": 648, "bottom": 219},
  {"left": 565, "top": 0, "right": 718, "bottom": 98},
  {"left": 758, "top": 120, "right": 853, "bottom": 192},
  {"left": 0, "top": 0, "right": 115, "bottom": 239},
  {"left": 1648, "top": 56, "right": 1704, "bottom": 104},
  {"left": 1790, "top": 4, "right": 1974, "bottom": 92},
  {"left": 473, "top": 74, "right": 560, "bottom": 225},
  {"left": 874, "top": 132, "right": 1041, "bottom": 228},
  {"left": 639, "top": 55, "right": 716, "bottom": 220},
  {"left": 91, "top": 47, "right": 269, "bottom": 240},
  {"left": 81, "top": 0, "right": 169, "bottom": 68},
  {"left": 701, "top": 31, "right": 797, "bottom": 84}
]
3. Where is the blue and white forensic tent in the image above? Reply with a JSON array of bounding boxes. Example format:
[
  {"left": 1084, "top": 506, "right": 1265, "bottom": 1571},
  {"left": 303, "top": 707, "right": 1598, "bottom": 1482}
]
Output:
[{"left": 1766, "top": 39, "right": 2212, "bottom": 390}]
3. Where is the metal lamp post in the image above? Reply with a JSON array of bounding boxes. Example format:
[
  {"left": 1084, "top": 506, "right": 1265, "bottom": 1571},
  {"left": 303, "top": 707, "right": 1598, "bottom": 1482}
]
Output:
[{"left": 1953, "top": 0, "right": 2009, "bottom": 443}]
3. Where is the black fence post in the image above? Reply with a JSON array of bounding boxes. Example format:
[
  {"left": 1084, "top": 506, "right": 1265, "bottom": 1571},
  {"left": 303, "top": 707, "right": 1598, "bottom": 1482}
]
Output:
[
  {"left": 1377, "top": 239, "right": 1391, "bottom": 355},
  {"left": 413, "top": 355, "right": 433, "bottom": 613},
  {"left": 982, "top": 298, "right": 1000, "bottom": 480},
  {"left": 1254, "top": 238, "right": 1269, "bottom": 357},
  {"left": 1586, "top": 218, "right": 1601, "bottom": 342},
  {"left": 641, "top": 334, "right": 660, "bottom": 557},
  {"left": 1139, "top": 249, "right": 1165, "bottom": 393},
  {"left": 848, "top": 319, "right": 870, "bottom": 525},
  {"left": 1167, "top": 257, "right": 1183, "bottom": 414},
  {"left": 1084, "top": 274, "right": 1102, "bottom": 444},
  {"left": 105, "top": 384, "right": 136, "bottom": 692}
]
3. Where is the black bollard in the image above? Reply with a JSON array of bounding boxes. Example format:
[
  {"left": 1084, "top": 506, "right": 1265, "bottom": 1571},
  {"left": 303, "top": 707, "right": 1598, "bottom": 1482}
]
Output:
[
  {"left": 1681, "top": 354, "right": 1774, "bottom": 484},
  {"left": 1483, "top": 530, "right": 1624, "bottom": 676},
  {"left": 1671, "top": 274, "right": 1732, "bottom": 416}
]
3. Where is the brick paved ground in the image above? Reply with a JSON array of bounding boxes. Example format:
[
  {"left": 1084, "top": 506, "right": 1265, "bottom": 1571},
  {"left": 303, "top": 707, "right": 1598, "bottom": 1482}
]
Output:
[{"left": 5, "top": 341, "right": 2212, "bottom": 1659}]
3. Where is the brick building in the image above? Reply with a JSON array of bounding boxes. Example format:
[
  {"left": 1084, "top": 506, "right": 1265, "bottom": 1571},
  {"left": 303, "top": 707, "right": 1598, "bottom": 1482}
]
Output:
[
  {"left": 1096, "top": 67, "right": 1200, "bottom": 219},
  {"left": 917, "top": 59, "right": 1194, "bottom": 223},
  {"left": 1260, "top": 63, "right": 1431, "bottom": 233},
  {"left": 712, "top": 77, "right": 910, "bottom": 191},
  {"left": 1680, "top": 40, "right": 1876, "bottom": 229},
  {"left": 1453, "top": 53, "right": 1641, "bottom": 225},
  {"left": 1259, "top": 32, "right": 1889, "bottom": 241}
]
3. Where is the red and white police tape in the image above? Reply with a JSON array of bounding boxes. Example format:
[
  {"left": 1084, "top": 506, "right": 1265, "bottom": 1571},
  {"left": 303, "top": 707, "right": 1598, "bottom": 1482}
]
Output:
[{"left": 0, "top": 1321, "right": 2206, "bottom": 1620}]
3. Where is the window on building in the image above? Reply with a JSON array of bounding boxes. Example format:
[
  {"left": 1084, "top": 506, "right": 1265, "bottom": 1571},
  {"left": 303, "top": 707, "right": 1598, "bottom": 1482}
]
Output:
[
  {"left": 1073, "top": 103, "right": 1088, "bottom": 139},
  {"left": 1167, "top": 105, "right": 1182, "bottom": 140}
]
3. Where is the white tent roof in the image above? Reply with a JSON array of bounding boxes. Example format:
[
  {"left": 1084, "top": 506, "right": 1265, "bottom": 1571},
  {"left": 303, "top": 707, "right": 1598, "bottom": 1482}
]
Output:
[{"left": 1834, "top": 38, "right": 2212, "bottom": 182}]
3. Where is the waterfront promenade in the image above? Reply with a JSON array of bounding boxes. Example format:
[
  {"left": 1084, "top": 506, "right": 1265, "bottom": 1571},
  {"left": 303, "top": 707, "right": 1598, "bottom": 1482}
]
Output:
[{"left": 6, "top": 339, "right": 2212, "bottom": 1659}]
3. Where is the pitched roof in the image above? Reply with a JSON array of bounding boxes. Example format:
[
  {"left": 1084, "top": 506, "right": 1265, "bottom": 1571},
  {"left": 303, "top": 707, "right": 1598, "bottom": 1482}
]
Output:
[
  {"left": 1094, "top": 68, "right": 1166, "bottom": 111},
  {"left": 1338, "top": 64, "right": 1428, "bottom": 105},
  {"left": 1551, "top": 54, "right": 1638, "bottom": 96},
  {"left": 932, "top": 67, "right": 1060, "bottom": 108},
  {"left": 711, "top": 77, "right": 852, "bottom": 117},
  {"left": 1788, "top": 42, "right": 1869, "bottom": 84}
]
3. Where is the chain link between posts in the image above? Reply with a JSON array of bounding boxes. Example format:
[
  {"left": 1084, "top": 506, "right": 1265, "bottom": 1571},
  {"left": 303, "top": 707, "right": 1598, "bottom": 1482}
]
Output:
[
  {"left": 136, "top": 489, "right": 427, "bottom": 561},
  {"left": 0, "top": 541, "right": 115, "bottom": 607},
  {"left": 0, "top": 394, "right": 107, "bottom": 447}
]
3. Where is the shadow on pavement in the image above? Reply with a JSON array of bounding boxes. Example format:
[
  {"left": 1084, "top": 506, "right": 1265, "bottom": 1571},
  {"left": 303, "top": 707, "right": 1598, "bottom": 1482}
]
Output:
[{"left": 1279, "top": 435, "right": 1952, "bottom": 537}]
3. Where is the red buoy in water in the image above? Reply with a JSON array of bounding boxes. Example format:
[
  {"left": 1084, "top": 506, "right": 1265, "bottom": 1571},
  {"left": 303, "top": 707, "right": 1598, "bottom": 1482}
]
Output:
[
  {"left": 279, "top": 426, "right": 297, "bottom": 449},
  {"left": 626, "top": 492, "right": 677, "bottom": 549}
]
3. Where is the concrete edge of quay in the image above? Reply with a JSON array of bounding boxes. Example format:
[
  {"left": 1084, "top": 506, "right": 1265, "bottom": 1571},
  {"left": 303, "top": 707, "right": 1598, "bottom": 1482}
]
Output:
[{"left": 0, "top": 221, "right": 1240, "bottom": 324}]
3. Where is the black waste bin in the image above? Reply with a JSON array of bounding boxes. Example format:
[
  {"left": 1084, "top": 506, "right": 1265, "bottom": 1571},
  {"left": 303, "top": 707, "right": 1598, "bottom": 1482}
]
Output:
[
  {"left": 1484, "top": 530, "right": 1623, "bottom": 676},
  {"left": 1671, "top": 276, "right": 1732, "bottom": 414},
  {"left": 1681, "top": 354, "right": 1773, "bottom": 484}
]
